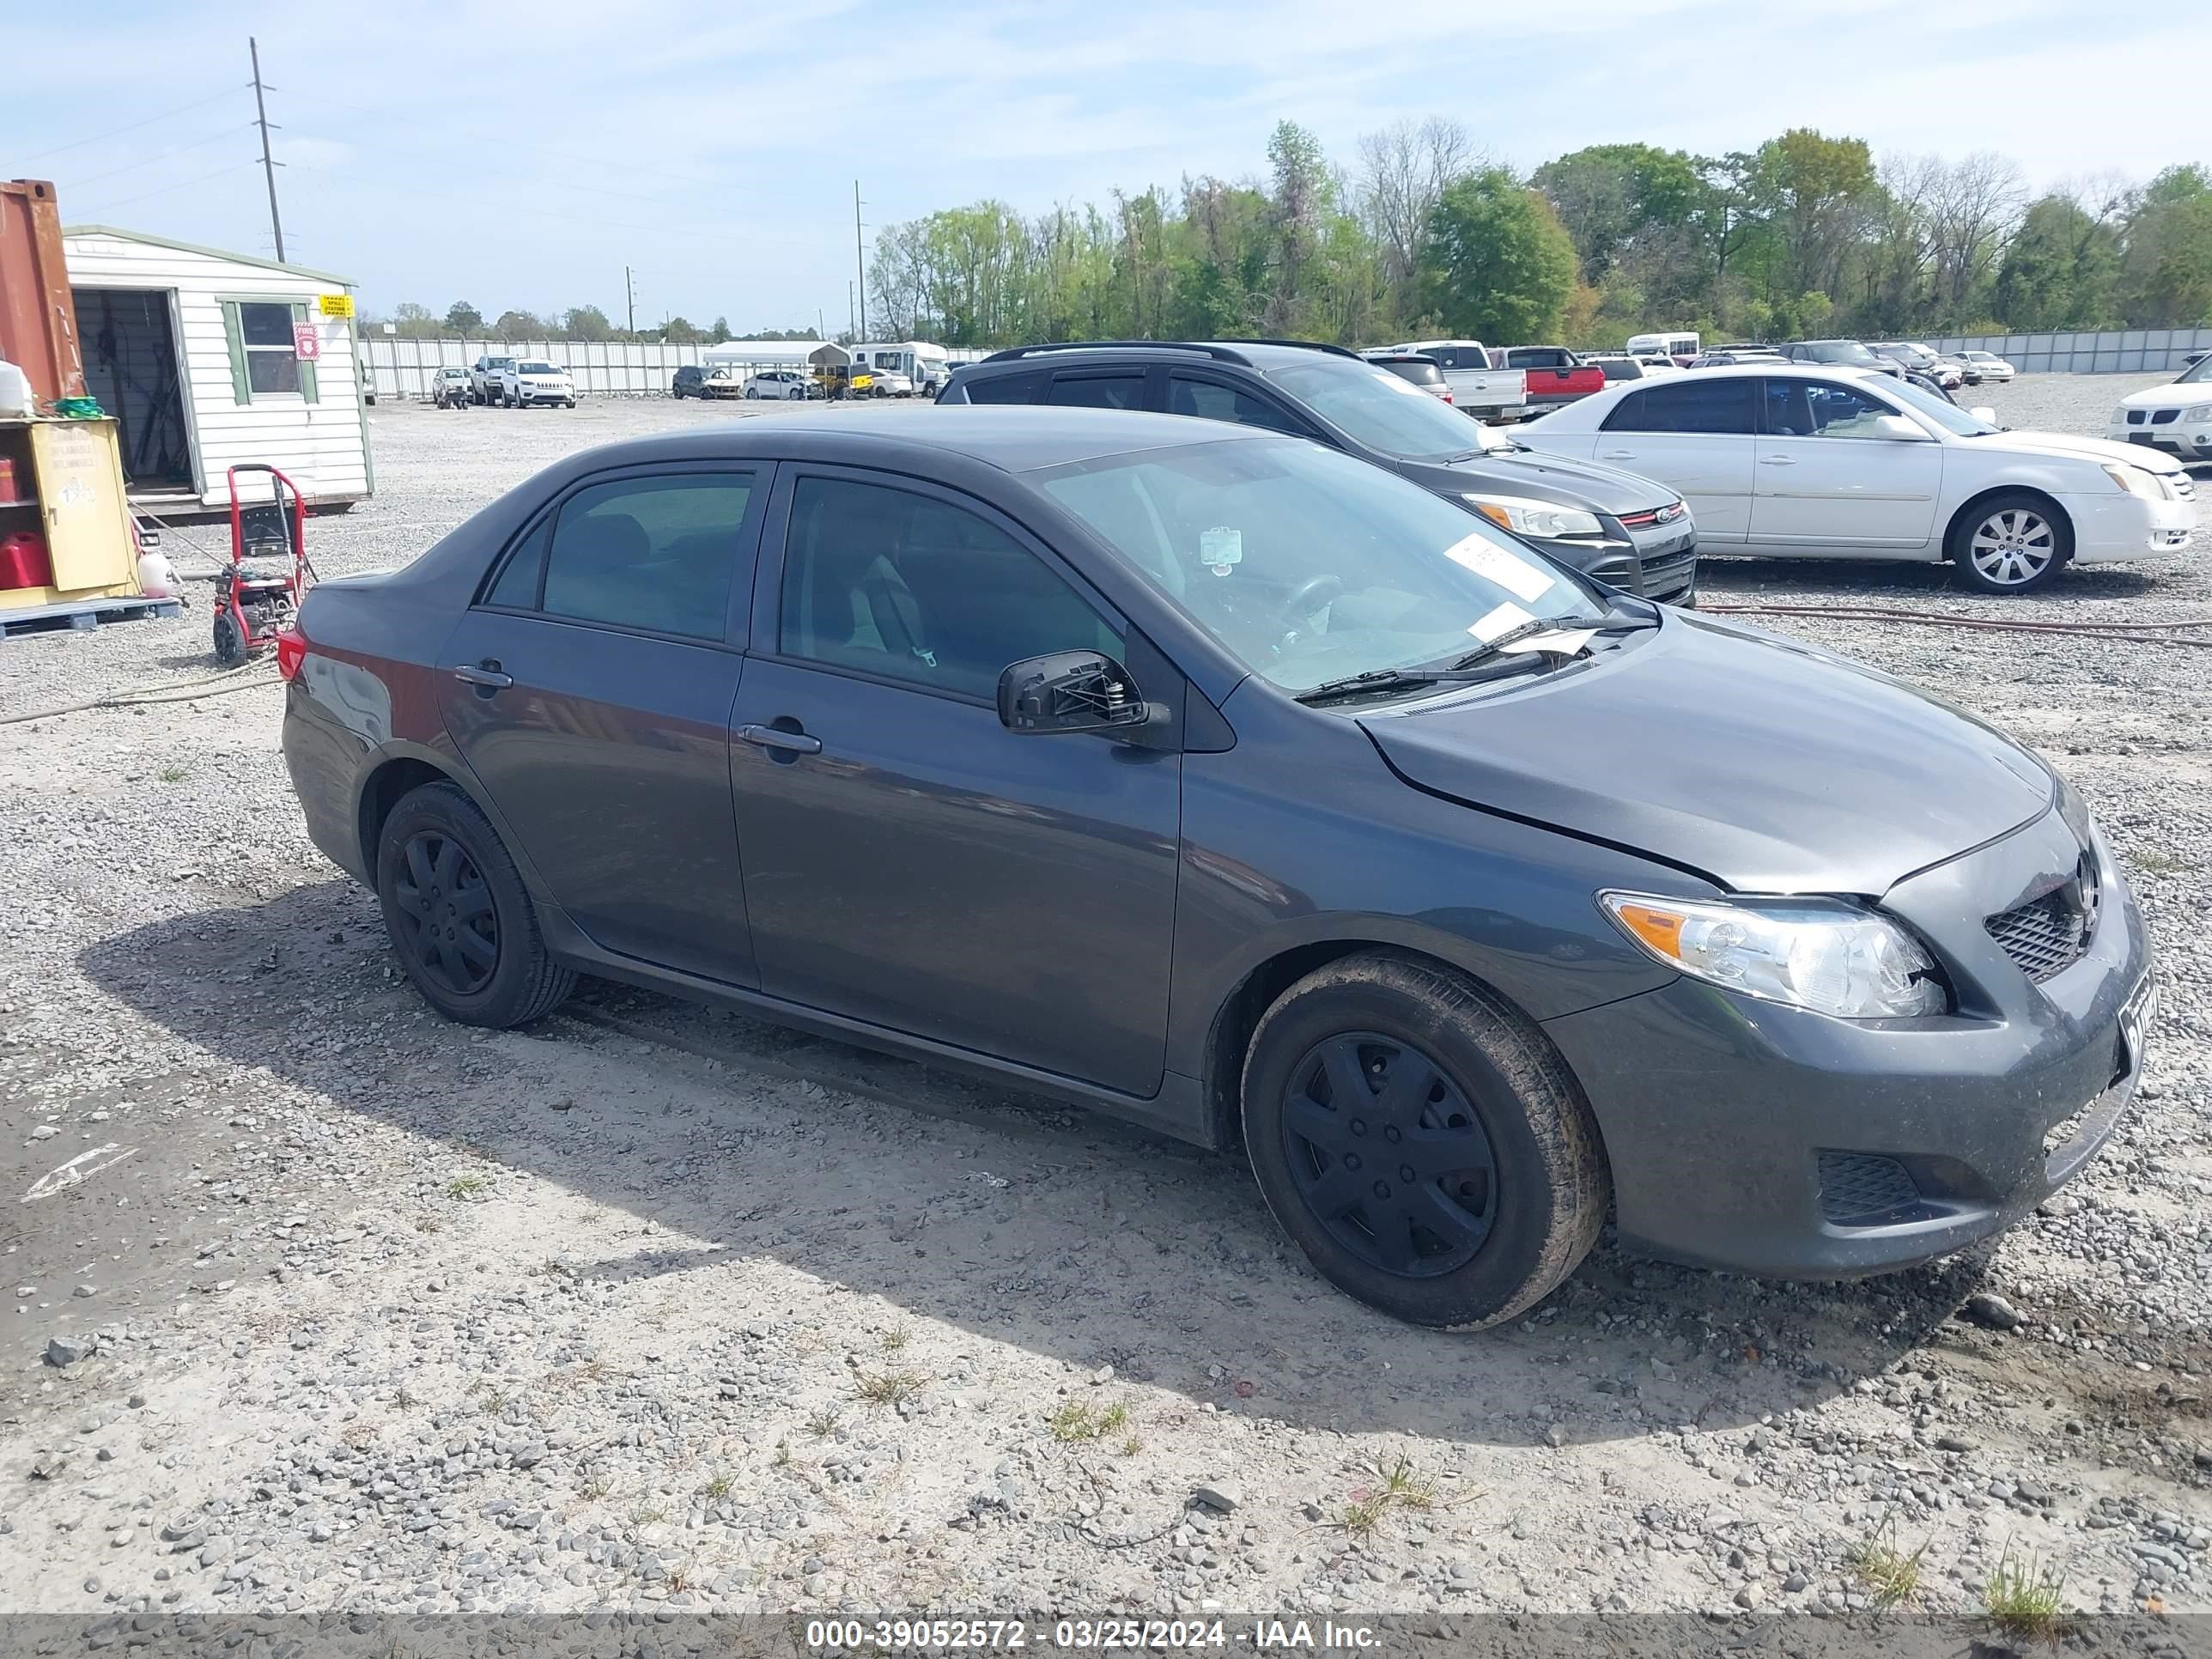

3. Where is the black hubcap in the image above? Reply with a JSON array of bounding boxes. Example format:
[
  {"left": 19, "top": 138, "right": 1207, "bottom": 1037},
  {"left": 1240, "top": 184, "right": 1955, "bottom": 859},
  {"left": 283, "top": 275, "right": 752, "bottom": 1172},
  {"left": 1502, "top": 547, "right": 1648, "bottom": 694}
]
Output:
[
  {"left": 1281, "top": 1032, "right": 1498, "bottom": 1278},
  {"left": 392, "top": 831, "right": 498, "bottom": 996}
]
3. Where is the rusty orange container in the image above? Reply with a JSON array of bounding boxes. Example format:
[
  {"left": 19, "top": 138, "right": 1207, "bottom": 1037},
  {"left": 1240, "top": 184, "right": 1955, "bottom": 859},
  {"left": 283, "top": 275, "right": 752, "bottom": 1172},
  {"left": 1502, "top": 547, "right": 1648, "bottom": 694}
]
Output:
[{"left": 0, "top": 179, "right": 86, "bottom": 404}]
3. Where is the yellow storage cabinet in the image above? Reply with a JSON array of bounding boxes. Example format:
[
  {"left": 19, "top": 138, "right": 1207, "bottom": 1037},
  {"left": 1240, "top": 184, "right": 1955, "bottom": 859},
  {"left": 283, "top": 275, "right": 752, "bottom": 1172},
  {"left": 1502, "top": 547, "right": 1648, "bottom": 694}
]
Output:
[{"left": 0, "top": 417, "right": 143, "bottom": 617}]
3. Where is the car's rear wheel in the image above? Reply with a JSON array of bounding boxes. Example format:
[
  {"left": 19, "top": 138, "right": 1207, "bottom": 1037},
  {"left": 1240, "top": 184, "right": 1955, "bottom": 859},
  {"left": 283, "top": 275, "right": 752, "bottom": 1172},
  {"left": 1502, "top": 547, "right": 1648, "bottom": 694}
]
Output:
[
  {"left": 375, "top": 781, "right": 574, "bottom": 1029},
  {"left": 1950, "top": 491, "right": 2071, "bottom": 593},
  {"left": 1241, "top": 952, "right": 1608, "bottom": 1329}
]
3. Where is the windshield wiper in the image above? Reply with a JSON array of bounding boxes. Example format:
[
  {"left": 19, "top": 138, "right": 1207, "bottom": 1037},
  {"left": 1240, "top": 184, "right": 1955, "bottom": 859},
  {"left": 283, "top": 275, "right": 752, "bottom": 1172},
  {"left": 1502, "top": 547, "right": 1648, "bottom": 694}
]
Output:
[{"left": 1292, "top": 659, "right": 1553, "bottom": 706}]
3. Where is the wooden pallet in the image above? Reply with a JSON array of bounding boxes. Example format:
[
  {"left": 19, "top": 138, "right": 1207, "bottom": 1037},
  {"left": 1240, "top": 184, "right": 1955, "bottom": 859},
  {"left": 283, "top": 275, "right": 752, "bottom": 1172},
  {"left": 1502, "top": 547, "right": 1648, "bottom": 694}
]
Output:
[{"left": 0, "top": 594, "right": 183, "bottom": 640}]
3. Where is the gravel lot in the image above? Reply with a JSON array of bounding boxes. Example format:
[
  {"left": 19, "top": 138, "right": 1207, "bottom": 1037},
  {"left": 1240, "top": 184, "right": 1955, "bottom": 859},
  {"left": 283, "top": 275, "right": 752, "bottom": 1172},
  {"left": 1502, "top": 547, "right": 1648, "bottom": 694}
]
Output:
[{"left": 2, "top": 375, "right": 2208, "bottom": 1629}]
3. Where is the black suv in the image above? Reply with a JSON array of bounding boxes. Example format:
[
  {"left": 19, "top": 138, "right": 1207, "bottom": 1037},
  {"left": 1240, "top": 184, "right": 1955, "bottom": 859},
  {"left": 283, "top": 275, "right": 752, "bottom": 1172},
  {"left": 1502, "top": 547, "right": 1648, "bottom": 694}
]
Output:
[
  {"left": 940, "top": 341, "right": 1698, "bottom": 605},
  {"left": 671, "top": 365, "right": 708, "bottom": 398}
]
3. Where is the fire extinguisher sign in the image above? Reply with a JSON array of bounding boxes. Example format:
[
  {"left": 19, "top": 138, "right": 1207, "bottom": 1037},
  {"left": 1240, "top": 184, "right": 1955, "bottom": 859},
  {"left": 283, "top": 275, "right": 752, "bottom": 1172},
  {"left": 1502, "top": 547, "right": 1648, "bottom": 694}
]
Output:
[{"left": 294, "top": 324, "right": 322, "bottom": 362}]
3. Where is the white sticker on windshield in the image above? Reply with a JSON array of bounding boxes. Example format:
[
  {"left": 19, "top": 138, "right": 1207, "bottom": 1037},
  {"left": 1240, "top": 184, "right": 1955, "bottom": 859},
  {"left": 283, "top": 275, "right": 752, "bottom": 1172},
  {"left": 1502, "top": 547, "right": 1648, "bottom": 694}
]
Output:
[
  {"left": 1502, "top": 628, "right": 1595, "bottom": 656},
  {"left": 1469, "top": 601, "right": 1535, "bottom": 641},
  {"left": 1200, "top": 526, "right": 1243, "bottom": 572},
  {"left": 1443, "top": 534, "right": 1556, "bottom": 605}
]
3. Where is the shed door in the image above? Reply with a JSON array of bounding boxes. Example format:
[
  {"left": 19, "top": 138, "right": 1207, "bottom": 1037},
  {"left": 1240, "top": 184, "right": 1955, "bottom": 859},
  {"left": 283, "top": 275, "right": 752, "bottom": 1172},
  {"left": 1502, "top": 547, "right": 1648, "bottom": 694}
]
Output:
[{"left": 30, "top": 421, "right": 133, "bottom": 590}]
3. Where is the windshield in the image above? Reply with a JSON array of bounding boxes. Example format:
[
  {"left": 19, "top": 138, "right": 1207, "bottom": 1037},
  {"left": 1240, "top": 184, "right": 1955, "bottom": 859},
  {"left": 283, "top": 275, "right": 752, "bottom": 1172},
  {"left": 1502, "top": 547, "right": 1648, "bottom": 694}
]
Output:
[
  {"left": 1033, "top": 438, "right": 1605, "bottom": 693},
  {"left": 520, "top": 362, "right": 556, "bottom": 374},
  {"left": 1808, "top": 342, "right": 1879, "bottom": 365},
  {"left": 1264, "top": 358, "right": 1483, "bottom": 463},
  {"left": 1884, "top": 376, "right": 1998, "bottom": 435},
  {"left": 2178, "top": 355, "right": 2212, "bottom": 385}
]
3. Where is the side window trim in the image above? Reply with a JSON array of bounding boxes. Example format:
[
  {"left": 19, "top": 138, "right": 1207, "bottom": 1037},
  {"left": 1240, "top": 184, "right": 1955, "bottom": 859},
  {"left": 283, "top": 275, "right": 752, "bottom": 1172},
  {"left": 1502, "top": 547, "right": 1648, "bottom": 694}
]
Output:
[
  {"left": 749, "top": 462, "right": 1129, "bottom": 709},
  {"left": 470, "top": 459, "right": 774, "bottom": 651},
  {"left": 1044, "top": 366, "right": 1157, "bottom": 409}
]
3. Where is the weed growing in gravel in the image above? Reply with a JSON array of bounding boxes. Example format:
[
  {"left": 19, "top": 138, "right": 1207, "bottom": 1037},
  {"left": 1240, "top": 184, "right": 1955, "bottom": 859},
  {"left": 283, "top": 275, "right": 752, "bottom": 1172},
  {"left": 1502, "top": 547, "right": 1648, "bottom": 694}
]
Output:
[
  {"left": 700, "top": 1470, "right": 734, "bottom": 1500},
  {"left": 1848, "top": 1515, "right": 1929, "bottom": 1612},
  {"left": 580, "top": 1474, "right": 611, "bottom": 1501},
  {"left": 881, "top": 1328, "right": 911, "bottom": 1353},
  {"left": 627, "top": 1498, "right": 668, "bottom": 1527},
  {"left": 1051, "top": 1397, "right": 1135, "bottom": 1443},
  {"left": 445, "top": 1173, "right": 490, "bottom": 1199},
  {"left": 478, "top": 1389, "right": 507, "bottom": 1415},
  {"left": 854, "top": 1369, "right": 926, "bottom": 1408},
  {"left": 156, "top": 763, "right": 190, "bottom": 784},
  {"left": 1984, "top": 1548, "right": 2065, "bottom": 1642},
  {"left": 805, "top": 1408, "right": 843, "bottom": 1439},
  {"left": 1337, "top": 1456, "right": 1437, "bottom": 1539},
  {"left": 773, "top": 1442, "right": 793, "bottom": 1468},
  {"left": 392, "top": 1386, "right": 418, "bottom": 1410},
  {"left": 2132, "top": 848, "right": 2196, "bottom": 875}
]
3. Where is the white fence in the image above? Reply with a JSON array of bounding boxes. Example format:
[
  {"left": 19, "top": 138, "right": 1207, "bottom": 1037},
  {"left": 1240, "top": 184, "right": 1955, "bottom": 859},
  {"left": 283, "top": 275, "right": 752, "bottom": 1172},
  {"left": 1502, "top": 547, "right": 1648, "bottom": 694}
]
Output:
[
  {"left": 1928, "top": 327, "right": 2212, "bottom": 375},
  {"left": 363, "top": 338, "right": 782, "bottom": 400}
]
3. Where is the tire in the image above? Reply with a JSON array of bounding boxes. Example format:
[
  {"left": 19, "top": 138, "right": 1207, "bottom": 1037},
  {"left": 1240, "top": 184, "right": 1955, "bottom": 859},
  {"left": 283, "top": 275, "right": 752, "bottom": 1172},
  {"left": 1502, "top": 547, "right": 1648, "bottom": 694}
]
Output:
[
  {"left": 1241, "top": 951, "right": 1608, "bottom": 1329},
  {"left": 1949, "top": 490, "right": 2071, "bottom": 593},
  {"left": 211, "top": 608, "right": 246, "bottom": 665},
  {"left": 374, "top": 781, "right": 575, "bottom": 1029}
]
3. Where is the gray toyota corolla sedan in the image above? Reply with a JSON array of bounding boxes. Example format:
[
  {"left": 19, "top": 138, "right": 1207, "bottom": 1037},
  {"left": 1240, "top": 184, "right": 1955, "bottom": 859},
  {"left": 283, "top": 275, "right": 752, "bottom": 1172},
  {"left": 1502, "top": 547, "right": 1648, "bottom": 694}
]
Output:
[{"left": 280, "top": 409, "right": 2154, "bottom": 1329}]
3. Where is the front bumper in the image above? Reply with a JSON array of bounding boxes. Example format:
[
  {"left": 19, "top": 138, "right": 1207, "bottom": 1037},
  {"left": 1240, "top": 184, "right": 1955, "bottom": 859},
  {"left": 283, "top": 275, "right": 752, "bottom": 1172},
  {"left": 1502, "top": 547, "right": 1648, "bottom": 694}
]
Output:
[
  {"left": 1543, "top": 809, "right": 2152, "bottom": 1279},
  {"left": 2060, "top": 488, "right": 2198, "bottom": 562},
  {"left": 1571, "top": 516, "right": 1698, "bottom": 605},
  {"left": 2107, "top": 418, "right": 2212, "bottom": 463},
  {"left": 514, "top": 386, "right": 574, "bottom": 404}
]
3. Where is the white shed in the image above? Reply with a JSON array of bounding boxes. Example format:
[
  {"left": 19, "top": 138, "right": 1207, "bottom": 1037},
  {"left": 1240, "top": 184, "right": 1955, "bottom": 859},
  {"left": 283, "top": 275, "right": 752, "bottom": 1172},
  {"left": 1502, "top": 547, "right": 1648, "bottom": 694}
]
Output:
[{"left": 60, "top": 226, "right": 371, "bottom": 514}]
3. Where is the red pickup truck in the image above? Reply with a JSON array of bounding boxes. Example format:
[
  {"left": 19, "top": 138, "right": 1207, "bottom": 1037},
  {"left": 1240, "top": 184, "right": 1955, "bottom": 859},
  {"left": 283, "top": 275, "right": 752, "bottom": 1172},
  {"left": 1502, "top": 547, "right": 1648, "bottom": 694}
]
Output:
[{"left": 1491, "top": 346, "right": 1607, "bottom": 412}]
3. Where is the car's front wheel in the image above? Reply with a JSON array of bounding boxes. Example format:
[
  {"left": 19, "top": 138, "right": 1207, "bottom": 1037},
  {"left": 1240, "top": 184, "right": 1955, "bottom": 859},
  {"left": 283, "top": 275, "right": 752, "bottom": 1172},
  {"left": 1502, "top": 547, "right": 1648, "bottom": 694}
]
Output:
[
  {"left": 374, "top": 781, "right": 575, "bottom": 1028},
  {"left": 1242, "top": 951, "right": 1608, "bottom": 1329},
  {"left": 1950, "top": 491, "right": 2071, "bottom": 593}
]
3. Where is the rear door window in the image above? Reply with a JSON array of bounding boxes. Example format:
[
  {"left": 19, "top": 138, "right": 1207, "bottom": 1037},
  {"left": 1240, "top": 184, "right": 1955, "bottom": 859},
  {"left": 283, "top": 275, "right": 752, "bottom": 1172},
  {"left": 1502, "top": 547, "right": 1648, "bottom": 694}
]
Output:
[
  {"left": 1165, "top": 374, "right": 1308, "bottom": 434},
  {"left": 1601, "top": 379, "right": 1757, "bottom": 434},
  {"left": 1046, "top": 373, "right": 1148, "bottom": 409},
  {"left": 517, "top": 473, "right": 758, "bottom": 641},
  {"left": 959, "top": 371, "right": 1043, "bottom": 405}
]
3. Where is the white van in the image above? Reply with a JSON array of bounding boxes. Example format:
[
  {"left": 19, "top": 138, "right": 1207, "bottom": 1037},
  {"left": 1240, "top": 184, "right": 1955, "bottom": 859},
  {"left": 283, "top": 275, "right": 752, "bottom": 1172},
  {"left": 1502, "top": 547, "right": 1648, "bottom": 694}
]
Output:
[
  {"left": 1626, "top": 331, "right": 1701, "bottom": 365},
  {"left": 854, "top": 342, "right": 950, "bottom": 398}
]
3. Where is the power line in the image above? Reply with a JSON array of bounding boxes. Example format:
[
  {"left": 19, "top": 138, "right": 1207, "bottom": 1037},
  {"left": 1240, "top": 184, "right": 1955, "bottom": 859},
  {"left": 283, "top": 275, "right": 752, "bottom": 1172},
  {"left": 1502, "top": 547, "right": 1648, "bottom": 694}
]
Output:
[
  {"left": 20, "top": 86, "right": 246, "bottom": 165},
  {"left": 63, "top": 124, "right": 255, "bottom": 191},
  {"left": 75, "top": 159, "right": 260, "bottom": 218}
]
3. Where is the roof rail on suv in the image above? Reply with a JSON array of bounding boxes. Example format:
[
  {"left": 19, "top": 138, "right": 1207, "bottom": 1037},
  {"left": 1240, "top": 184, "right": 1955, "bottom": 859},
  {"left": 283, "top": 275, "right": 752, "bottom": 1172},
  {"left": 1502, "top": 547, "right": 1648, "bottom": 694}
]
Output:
[
  {"left": 1212, "top": 338, "right": 1361, "bottom": 359},
  {"left": 980, "top": 341, "right": 1251, "bottom": 365}
]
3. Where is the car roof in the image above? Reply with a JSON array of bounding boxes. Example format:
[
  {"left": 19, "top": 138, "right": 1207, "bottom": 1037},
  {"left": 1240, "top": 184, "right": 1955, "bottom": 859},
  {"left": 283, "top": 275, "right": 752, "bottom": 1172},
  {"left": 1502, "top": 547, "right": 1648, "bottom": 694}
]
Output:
[
  {"left": 965, "top": 340, "right": 1360, "bottom": 375},
  {"left": 558, "top": 405, "right": 1271, "bottom": 474}
]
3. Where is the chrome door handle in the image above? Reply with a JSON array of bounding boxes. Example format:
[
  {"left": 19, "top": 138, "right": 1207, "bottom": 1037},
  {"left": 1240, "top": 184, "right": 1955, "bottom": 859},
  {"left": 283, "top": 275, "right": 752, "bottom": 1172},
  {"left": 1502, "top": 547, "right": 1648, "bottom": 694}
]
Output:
[
  {"left": 453, "top": 664, "right": 513, "bottom": 689},
  {"left": 1759, "top": 456, "right": 1796, "bottom": 466},
  {"left": 738, "top": 723, "right": 823, "bottom": 756},
  {"left": 1599, "top": 450, "right": 1636, "bottom": 459}
]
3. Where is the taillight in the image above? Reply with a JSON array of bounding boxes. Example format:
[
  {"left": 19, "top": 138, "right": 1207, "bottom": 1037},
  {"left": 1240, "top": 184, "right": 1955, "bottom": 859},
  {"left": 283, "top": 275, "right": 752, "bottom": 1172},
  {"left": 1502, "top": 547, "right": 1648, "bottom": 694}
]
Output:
[{"left": 275, "top": 625, "right": 307, "bottom": 681}]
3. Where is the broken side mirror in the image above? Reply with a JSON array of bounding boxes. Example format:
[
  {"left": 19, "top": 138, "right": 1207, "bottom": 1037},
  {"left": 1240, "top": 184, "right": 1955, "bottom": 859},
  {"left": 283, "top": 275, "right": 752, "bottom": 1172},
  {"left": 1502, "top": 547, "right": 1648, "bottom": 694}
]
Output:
[{"left": 997, "top": 650, "right": 1164, "bottom": 738}]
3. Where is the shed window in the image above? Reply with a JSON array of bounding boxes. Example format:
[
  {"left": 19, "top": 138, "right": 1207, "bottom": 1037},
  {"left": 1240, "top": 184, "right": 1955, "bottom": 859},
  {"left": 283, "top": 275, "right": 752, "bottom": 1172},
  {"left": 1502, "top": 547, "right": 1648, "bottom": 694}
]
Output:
[{"left": 222, "top": 300, "right": 318, "bottom": 404}]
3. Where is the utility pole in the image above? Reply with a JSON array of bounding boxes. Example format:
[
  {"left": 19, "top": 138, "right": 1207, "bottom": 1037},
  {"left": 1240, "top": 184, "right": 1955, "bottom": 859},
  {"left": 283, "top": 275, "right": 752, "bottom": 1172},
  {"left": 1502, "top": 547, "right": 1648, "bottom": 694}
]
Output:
[
  {"left": 853, "top": 180, "right": 866, "bottom": 342},
  {"left": 624, "top": 266, "right": 635, "bottom": 334},
  {"left": 848, "top": 282, "right": 855, "bottom": 343},
  {"left": 249, "top": 37, "right": 285, "bottom": 264}
]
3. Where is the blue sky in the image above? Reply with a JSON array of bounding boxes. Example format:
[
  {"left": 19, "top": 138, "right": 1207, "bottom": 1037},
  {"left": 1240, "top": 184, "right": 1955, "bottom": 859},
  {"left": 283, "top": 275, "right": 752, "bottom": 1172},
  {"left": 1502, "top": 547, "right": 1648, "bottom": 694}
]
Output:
[{"left": 15, "top": 0, "right": 2209, "bottom": 331}]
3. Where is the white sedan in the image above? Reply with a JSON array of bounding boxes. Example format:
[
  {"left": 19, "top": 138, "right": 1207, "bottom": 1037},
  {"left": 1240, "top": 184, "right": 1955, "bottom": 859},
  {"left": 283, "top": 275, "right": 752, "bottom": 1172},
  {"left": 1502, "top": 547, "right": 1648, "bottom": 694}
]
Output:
[
  {"left": 743, "top": 370, "right": 811, "bottom": 401},
  {"left": 2106, "top": 352, "right": 2212, "bottom": 466},
  {"left": 1513, "top": 363, "right": 2197, "bottom": 592},
  {"left": 1960, "top": 350, "right": 2016, "bottom": 382}
]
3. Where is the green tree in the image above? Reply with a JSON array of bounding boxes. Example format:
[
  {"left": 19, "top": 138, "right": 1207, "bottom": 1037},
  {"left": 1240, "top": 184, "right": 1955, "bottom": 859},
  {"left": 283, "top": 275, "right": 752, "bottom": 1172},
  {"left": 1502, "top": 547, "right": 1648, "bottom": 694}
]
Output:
[
  {"left": 491, "top": 309, "right": 547, "bottom": 338},
  {"left": 443, "top": 301, "right": 483, "bottom": 333},
  {"left": 1532, "top": 143, "right": 1702, "bottom": 279},
  {"left": 1746, "top": 129, "right": 1881, "bottom": 303},
  {"left": 1263, "top": 119, "right": 1331, "bottom": 331},
  {"left": 562, "top": 305, "right": 615, "bottom": 341},
  {"left": 1420, "top": 169, "right": 1578, "bottom": 342},
  {"left": 388, "top": 301, "right": 441, "bottom": 340},
  {"left": 2118, "top": 165, "right": 2212, "bottom": 326},
  {"left": 660, "top": 316, "right": 701, "bottom": 343},
  {"left": 1995, "top": 194, "right": 2119, "bottom": 328},
  {"left": 708, "top": 316, "right": 732, "bottom": 343}
]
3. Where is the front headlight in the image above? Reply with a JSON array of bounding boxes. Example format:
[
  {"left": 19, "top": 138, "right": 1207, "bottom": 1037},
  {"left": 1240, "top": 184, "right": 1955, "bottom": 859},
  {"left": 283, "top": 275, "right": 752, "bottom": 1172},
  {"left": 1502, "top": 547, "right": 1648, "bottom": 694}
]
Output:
[
  {"left": 2185, "top": 404, "right": 2212, "bottom": 422},
  {"left": 2101, "top": 463, "right": 2164, "bottom": 499},
  {"left": 1600, "top": 891, "right": 1947, "bottom": 1018},
  {"left": 1462, "top": 494, "right": 1604, "bottom": 539}
]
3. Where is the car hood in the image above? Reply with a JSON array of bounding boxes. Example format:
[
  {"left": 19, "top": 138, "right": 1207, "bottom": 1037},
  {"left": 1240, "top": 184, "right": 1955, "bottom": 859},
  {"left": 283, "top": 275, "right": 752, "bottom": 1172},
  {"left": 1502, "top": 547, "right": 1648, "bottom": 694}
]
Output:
[
  {"left": 2116, "top": 382, "right": 2205, "bottom": 411},
  {"left": 1987, "top": 428, "right": 2187, "bottom": 472},
  {"left": 1355, "top": 612, "right": 2055, "bottom": 895},
  {"left": 1406, "top": 448, "right": 1676, "bottom": 514}
]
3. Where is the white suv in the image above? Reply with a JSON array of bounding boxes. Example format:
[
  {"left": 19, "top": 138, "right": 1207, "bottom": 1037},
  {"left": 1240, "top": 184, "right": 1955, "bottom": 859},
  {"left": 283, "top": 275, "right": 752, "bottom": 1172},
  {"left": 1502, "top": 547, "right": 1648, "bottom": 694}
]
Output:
[
  {"left": 499, "top": 360, "right": 575, "bottom": 409},
  {"left": 744, "top": 370, "right": 811, "bottom": 401}
]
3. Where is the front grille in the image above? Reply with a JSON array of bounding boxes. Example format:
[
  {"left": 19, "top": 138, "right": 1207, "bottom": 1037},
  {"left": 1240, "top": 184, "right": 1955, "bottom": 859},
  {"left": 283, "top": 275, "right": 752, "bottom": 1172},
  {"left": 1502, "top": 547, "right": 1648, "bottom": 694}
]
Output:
[
  {"left": 2152, "top": 409, "right": 2179, "bottom": 426},
  {"left": 2127, "top": 409, "right": 2147, "bottom": 425},
  {"left": 1818, "top": 1152, "right": 1921, "bottom": 1226},
  {"left": 1985, "top": 857, "right": 2098, "bottom": 983}
]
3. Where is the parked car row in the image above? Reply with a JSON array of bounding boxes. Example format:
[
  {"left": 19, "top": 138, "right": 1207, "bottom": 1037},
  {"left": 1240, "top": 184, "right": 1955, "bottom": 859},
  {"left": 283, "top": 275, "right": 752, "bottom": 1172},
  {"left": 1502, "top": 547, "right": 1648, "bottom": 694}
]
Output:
[
  {"left": 283, "top": 350, "right": 2173, "bottom": 1331},
  {"left": 444, "top": 356, "right": 576, "bottom": 408}
]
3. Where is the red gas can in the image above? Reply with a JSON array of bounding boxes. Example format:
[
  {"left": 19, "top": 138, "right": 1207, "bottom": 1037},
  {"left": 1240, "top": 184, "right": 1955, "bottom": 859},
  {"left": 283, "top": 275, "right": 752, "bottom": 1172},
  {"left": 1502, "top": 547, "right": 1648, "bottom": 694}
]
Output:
[{"left": 0, "top": 529, "right": 53, "bottom": 590}]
